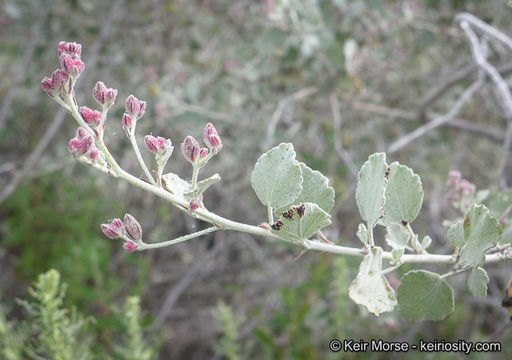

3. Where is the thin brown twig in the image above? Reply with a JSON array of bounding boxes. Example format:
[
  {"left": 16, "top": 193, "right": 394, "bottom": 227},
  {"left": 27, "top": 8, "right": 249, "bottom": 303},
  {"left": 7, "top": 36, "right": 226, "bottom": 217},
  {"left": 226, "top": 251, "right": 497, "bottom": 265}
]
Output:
[
  {"left": 329, "top": 94, "right": 358, "bottom": 177},
  {"left": 458, "top": 16, "right": 512, "bottom": 188},
  {"left": 388, "top": 75, "right": 485, "bottom": 154}
]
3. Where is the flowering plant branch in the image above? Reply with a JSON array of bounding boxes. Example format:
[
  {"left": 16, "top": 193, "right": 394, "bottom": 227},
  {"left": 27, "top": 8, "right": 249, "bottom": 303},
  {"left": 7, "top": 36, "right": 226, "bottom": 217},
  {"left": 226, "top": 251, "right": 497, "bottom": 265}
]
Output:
[{"left": 43, "top": 41, "right": 512, "bottom": 321}]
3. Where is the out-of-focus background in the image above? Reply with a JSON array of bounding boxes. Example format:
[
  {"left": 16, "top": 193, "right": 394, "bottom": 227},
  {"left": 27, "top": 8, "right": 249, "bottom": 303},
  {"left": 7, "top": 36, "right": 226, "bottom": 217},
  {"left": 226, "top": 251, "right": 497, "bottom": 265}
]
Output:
[{"left": 1, "top": 0, "right": 512, "bottom": 359}]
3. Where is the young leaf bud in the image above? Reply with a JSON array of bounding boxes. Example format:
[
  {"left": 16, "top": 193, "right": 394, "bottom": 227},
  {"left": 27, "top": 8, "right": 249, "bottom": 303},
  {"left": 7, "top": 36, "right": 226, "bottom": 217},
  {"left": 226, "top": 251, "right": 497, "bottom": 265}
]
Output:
[
  {"left": 203, "top": 122, "right": 223, "bottom": 153},
  {"left": 124, "top": 213, "right": 142, "bottom": 242},
  {"left": 181, "top": 136, "right": 200, "bottom": 163},
  {"left": 100, "top": 218, "right": 124, "bottom": 239}
]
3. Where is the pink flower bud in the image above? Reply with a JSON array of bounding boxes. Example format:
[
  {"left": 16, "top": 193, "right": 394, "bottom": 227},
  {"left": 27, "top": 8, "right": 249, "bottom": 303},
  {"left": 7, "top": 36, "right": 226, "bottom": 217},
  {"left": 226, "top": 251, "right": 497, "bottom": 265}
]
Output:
[
  {"left": 189, "top": 200, "right": 200, "bottom": 212},
  {"left": 93, "top": 81, "right": 118, "bottom": 108},
  {"left": 100, "top": 218, "right": 124, "bottom": 239},
  {"left": 90, "top": 149, "right": 99, "bottom": 163},
  {"left": 123, "top": 242, "right": 138, "bottom": 252},
  {"left": 60, "top": 72, "right": 72, "bottom": 95},
  {"left": 76, "top": 127, "right": 88, "bottom": 139},
  {"left": 199, "top": 148, "right": 209, "bottom": 159},
  {"left": 41, "top": 77, "right": 56, "bottom": 97},
  {"left": 203, "top": 122, "right": 222, "bottom": 153},
  {"left": 447, "top": 171, "right": 461, "bottom": 187},
  {"left": 59, "top": 53, "right": 85, "bottom": 77},
  {"left": 124, "top": 213, "right": 142, "bottom": 242},
  {"left": 125, "top": 95, "right": 146, "bottom": 119},
  {"left": 181, "top": 136, "right": 200, "bottom": 163},
  {"left": 144, "top": 135, "right": 168, "bottom": 155},
  {"left": 79, "top": 106, "right": 102, "bottom": 127},
  {"left": 58, "top": 41, "right": 82, "bottom": 58},
  {"left": 51, "top": 69, "right": 63, "bottom": 91},
  {"left": 459, "top": 179, "right": 476, "bottom": 197}
]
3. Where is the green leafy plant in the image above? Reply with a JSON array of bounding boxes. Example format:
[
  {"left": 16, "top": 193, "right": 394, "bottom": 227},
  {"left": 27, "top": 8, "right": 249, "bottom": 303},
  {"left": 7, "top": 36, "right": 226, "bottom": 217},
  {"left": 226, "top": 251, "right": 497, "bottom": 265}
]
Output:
[
  {"left": 41, "top": 39, "right": 511, "bottom": 323},
  {"left": 0, "top": 270, "right": 154, "bottom": 360}
]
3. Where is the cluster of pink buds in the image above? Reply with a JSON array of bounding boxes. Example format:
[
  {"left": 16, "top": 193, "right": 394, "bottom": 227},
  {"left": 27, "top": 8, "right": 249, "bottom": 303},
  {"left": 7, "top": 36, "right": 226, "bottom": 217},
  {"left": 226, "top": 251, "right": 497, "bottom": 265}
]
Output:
[
  {"left": 68, "top": 128, "right": 100, "bottom": 163},
  {"left": 100, "top": 214, "right": 142, "bottom": 252},
  {"left": 122, "top": 95, "right": 146, "bottom": 136},
  {"left": 181, "top": 122, "right": 222, "bottom": 164},
  {"left": 144, "top": 135, "right": 170, "bottom": 156},
  {"left": 446, "top": 170, "right": 477, "bottom": 211},
  {"left": 41, "top": 41, "right": 85, "bottom": 98},
  {"left": 93, "top": 81, "right": 118, "bottom": 109},
  {"left": 58, "top": 41, "right": 84, "bottom": 78},
  {"left": 79, "top": 106, "right": 102, "bottom": 128}
]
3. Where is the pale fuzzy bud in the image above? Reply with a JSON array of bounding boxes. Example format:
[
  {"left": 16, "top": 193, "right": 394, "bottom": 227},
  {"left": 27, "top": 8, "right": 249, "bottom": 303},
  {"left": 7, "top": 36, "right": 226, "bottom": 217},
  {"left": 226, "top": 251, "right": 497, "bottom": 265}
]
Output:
[
  {"left": 123, "top": 242, "right": 138, "bottom": 252},
  {"left": 90, "top": 149, "right": 99, "bottom": 163},
  {"left": 125, "top": 95, "right": 146, "bottom": 119},
  {"left": 199, "top": 148, "right": 209, "bottom": 159},
  {"left": 181, "top": 136, "right": 200, "bottom": 163},
  {"left": 189, "top": 200, "right": 200, "bottom": 212},
  {"left": 100, "top": 218, "right": 124, "bottom": 239},
  {"left": 144, "top": 135, "right": 168, "bottom": 155},
  {"left": 58, "top": 41, "right": 82, "bottom": 58},
  {"left": 79, "top": 106, "right": 102, "bottom": 127},
  {"left": 93, "top": 81, "right": 118, "bottom": 108},
  {"left": 124, "top": 213, "right": 142, "bottom": 242},
  {"left": 203, "top": 122, "right": 222, "bottom": 153}
]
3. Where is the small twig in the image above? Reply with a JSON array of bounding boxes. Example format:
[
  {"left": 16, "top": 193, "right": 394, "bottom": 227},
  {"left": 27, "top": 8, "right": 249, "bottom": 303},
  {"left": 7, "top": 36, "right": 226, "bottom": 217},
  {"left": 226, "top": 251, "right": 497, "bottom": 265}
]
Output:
[
  {"left": 140, "top": 226, "right": 218, "bottom": 250},
  {"left": 329, "top": 94, "right": 358, "bottom": 177},
  {"left": 264, "top": 87, "right": 317, "bottom": 148},
  {"left": 458, "top": 18, "right": 512, "bottom": 188},
  {"left": 455, "top": 13, "right": 512, "bottom": 51},
  {"left": 440, "top": 267, "right": 471, "bottom": 279},
  {"left": 388, "top": 75, "right": 484, "bottom": 154}
]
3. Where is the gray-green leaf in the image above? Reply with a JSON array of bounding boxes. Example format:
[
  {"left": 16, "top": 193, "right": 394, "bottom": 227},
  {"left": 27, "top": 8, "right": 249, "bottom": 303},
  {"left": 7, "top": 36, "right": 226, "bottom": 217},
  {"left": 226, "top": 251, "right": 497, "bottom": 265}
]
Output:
[
  {"left": 356, "top": 153, "right": 388, "bottom": 228},
  {"left": 385, "top": 223, "right": 410, "bottom": 249},
  {"left": 467, "top": 267, "right": 489, "bottom": 297},
  {"left": 251, "top": 143, "right": 303, "bottom": 209},
  {"left": 277, "top": 162, "right": 335, "bottom": 214},
  {"left": 162, "top": 172, "right": 190, "bottom": 199},
  {"left": 382, "top": 162, "right": 423, "bottom": 225},
  {"left": 447, "top": 222, "right": 464, "bottom": 248},
  {"left": 348, "top": 246, "right": 397, "bottom": 316},
  {"left": 397, "top": 270, "right": 454, "bottom": 321},
  {"left": 270, "top": 202, "right": 331, "bottom": 242},
  {"left": 356, "top": 223, "right": 368, "bottom": 246},
  {"left": 458, "top": 205, "right": 503, "bottom": 268},
  {"left": 185, "top": 174, "right": 221, "bottom": 200}
]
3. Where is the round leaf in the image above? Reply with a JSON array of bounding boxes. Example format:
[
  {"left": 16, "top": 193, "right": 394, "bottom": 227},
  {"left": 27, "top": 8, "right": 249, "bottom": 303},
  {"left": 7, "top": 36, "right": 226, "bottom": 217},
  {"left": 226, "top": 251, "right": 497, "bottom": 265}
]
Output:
[
  {"left": 397, "top": 270, "right": 454, "bottom": 322},
  {"left": 277, "top": 162, "right": 335, "bottom": 214},
  {"left": 458, "top": 205, "right": 503, "bottom": 268},
  {"left": 356, "top": 153, "right": 388, "bottom": 228},
  {"left": 348, "top": 247, "right": 397, "bottom": 316},
  {"left": 251, "top": 143, "right": 303, "bottom": 209},
  {"left": 382, "top": 162, "right": 423, "bottom": 225},
  {"left": 270, "top": 202, "right": 331, "bottom": 242},
  {"left": 467, "top": 267, "right": 489, "bottom": 297}
]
